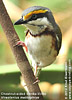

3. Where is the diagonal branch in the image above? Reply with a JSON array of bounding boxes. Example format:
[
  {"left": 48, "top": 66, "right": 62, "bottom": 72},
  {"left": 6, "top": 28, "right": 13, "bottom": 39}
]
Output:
[{"left": 0, "top": 0, "right": 44, "bottom": 100}]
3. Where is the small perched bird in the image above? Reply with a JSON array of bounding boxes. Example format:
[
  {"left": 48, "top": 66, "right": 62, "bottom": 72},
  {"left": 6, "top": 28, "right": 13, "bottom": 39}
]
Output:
[{"left": 14, "top": 6, "right": 62, "bottom": 80}]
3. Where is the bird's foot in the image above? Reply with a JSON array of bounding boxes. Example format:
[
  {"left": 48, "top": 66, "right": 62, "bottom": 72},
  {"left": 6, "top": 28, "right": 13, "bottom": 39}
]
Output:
[
  {"left": 33, "top": 77, "right": 40, "bottom": 84},
  {"left": 16, "top": 41, "right": 28, "bottom": 52}
]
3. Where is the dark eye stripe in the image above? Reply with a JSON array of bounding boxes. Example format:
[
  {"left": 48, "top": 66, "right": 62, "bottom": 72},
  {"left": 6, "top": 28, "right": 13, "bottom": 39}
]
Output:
[{"left": 28, "top": 12, "right": 47, "bottom": 21}]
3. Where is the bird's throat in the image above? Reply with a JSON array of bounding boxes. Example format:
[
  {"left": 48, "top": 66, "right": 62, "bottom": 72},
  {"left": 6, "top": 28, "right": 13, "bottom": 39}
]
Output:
[
  {"left": 29, "top": 27, "right": 55, "bottom": 37},
  {"left": 26, "top": 24, "right": 47, "bottom": 36}
]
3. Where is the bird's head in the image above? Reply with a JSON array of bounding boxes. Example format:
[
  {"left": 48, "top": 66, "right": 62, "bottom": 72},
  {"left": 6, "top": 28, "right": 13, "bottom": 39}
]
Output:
[{"left": 14, "top": 6, "right": 56, "bottom": 35}]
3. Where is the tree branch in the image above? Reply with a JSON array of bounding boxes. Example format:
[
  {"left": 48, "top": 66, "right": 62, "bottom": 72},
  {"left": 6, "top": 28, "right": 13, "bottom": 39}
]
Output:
[{"left": 0, "top": 0, "right": 44, "bottom": 100}]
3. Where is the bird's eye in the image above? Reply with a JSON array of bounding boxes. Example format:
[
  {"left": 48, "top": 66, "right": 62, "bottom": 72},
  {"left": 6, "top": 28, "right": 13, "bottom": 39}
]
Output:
[{"left": 32, "top": 14, "right": 37, "bottom": 20}]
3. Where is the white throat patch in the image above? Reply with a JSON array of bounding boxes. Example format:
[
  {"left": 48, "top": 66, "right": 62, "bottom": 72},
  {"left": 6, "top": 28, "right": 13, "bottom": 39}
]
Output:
[{"left": 25, "top": 17, "right": 53, "bottom": 35}]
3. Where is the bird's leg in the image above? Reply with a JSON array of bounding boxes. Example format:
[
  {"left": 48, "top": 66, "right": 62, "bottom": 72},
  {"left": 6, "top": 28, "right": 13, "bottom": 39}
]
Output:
[
  {"left": 16, "top": 41, "right": 28, "bottom": 52},
  {"left": 34, "top": 65, "right": 38, "bottom": 76},
  {"left": 33, "top": 66, "right": 40, "bottom": 84}
]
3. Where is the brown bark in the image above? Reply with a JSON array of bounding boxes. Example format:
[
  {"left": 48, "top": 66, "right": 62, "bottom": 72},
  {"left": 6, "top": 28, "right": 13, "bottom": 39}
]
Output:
[{"left": 0, "top": 0, "right": 44, "bottom": 100}]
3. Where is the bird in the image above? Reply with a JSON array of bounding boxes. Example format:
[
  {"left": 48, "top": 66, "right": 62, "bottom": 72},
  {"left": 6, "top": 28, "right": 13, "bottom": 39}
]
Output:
[{"left": 14, "top": 6, "right": 62, "bottom": 82}]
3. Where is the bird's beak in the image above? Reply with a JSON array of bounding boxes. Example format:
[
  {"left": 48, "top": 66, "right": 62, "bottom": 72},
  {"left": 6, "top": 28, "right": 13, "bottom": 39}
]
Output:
[{"left": 14, "top": 18, "right": 27, "bottom": 25}]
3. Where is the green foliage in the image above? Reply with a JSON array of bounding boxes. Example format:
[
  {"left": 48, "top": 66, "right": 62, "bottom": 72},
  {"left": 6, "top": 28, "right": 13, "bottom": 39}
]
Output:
[
  {"left": 0, "top": 43, "right": 5, "bottom": 64},
  {"left": 0, "top": 64, "right": 19, "bottom": 74},
  {"left": 14, "top": 24, "right": 26, "bottom": 41},
  {"left": 67, "top": 47, "right": 72, "bottom": 60},
  {"left": 9, "top": 0, "right": 19, "bottom": 6},
  {"left": 28, "top": 0, "right": 71, "bottom": 12}
]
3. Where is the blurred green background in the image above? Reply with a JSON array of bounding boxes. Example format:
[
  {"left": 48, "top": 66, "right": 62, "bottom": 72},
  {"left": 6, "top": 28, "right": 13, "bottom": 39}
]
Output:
[{"left": 0, "top": 0, "right": 72, "bottom": 100}]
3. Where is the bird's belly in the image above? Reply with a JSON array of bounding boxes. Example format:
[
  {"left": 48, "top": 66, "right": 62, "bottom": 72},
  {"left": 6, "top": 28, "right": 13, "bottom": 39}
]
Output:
[{"left": 25, "top": 35, "right": 57, "bottom": 68}]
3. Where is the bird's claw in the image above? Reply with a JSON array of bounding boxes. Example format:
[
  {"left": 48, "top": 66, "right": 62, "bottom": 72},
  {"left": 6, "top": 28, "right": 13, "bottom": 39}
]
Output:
[
  {"left": 16, "top": 41, "right": 25, "bottom": 46},
  {"left": 16, "top": 41, "right": 28, "bottom": 52},
  {"left": 33, "top": 77, "right": 40, "bottom": 84}
]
